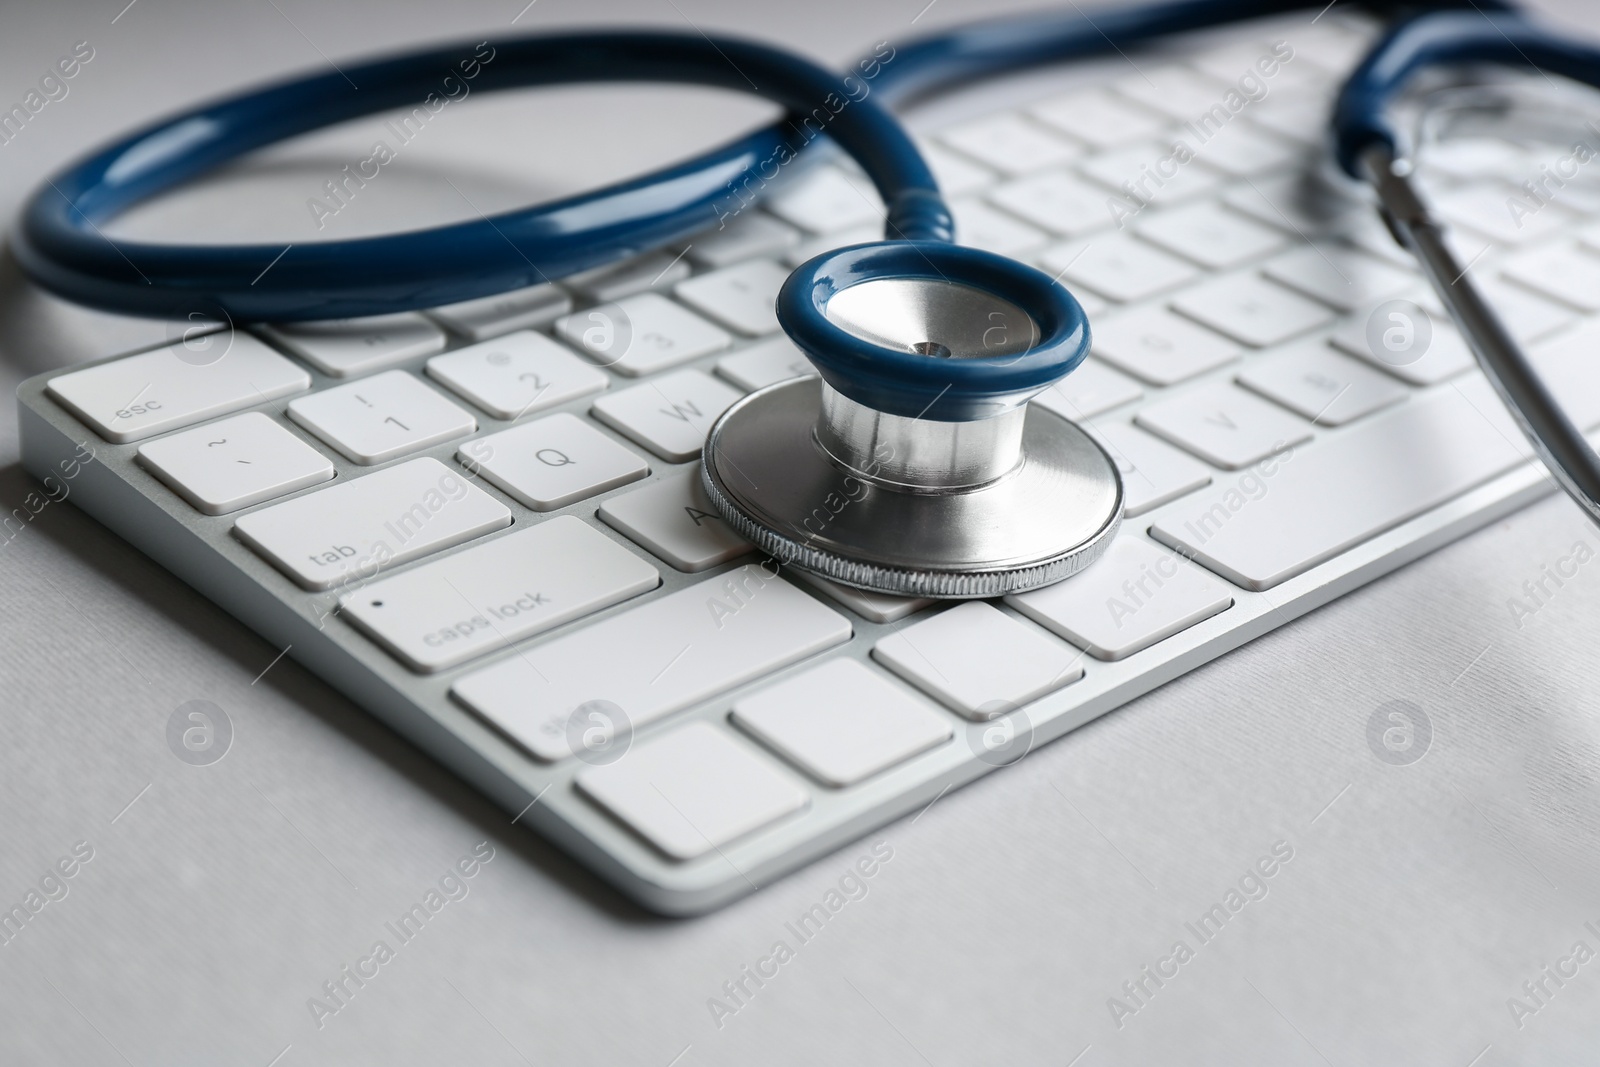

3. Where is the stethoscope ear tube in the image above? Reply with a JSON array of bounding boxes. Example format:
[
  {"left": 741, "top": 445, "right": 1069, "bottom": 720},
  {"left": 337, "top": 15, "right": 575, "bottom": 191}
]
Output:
[{"left": 1334, "top": 10, "right": 1600, "bottom": 177}]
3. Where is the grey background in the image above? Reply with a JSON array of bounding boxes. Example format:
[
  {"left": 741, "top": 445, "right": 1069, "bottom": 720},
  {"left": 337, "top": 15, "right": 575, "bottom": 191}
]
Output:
[{"left": 3, "top": 1, "right": 1600, "bottom": 1064}]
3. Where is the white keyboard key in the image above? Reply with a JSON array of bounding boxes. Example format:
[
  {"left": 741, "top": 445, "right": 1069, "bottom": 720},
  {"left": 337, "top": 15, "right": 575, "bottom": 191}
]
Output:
[
  {"left": 598, "top": 467, "right": 753, "bottom": 571},
  {"left": 136, "top": 412, "right": 333, "bottom": 515},
  {"left": 1221, "top": 172, "right": 1361, "bottom": 235},
  {"left": 715, "top": 336, "right": 814, "bottom": 391},
  {"left": 988, "top": 172, "right": 1118, "bottom": 238},
  {"left": 686, "top": 213, "right": 801, "bottom": 268},
  {"left": 1263, "top": 245, "right": 1414, "bottom": 312},
  {"left": 790, "top": 572, "right": 934, "bottom": 624},
  {"left": 1247, "top": 97, "right": 1329, "bottom": 147},
  {"left": 1172, "top": 273, "right": 1335, "bottom": 347},
  {"left": 938, "top": 113, "right": 1077, "bottom": 175},
  {"left": 234, "top": 457, "right": 510, "bottom": 591},
  {"left": 765, "top": 166, "right": 883, "bottom": 233},
  {"left": 1501, "top": 244, "right": 1600, "bottom": 311},
  {"left": 1008, "top": 537, "right": 1233, "bottom": 661},
  {"left": 1033, "top": 358, "right": 1144, "bottom": 420},
  {"left": 425, "top": 331, "right": 607, "bottom": 421},
  {"left": 1432, "top": 182, "right": 1572, "bottom": 245},
  {"left": 258, "top": 313, "right": 447, "bottom": 378},
  {"left": 590, "top": 370, "right": 742, "bottom": 462},
  {"left": 1091, "top": 307, "right": 1242, "bottom": 385},
  {"left": 46, "top": 333, "right": 310, "bottom": 444},
  {"left": 555, "top": 292, "right": 731, "bottom": 377},
  {"left": 454, "top": 565, "right": 853, "bottom": 761},
  {"left": 1237, "top": 344, "right": 1409, "bottom": 426},
  {"left": 461, "top": 413, "right": 648, "bottom": 511},
  {"left": 1079, "top": 142, "right": 1225, "bottom": 208},
  {"left": 784, "top": 224, "right": 880, "bottom": 267},
  {"left": 288, "top": 371, "right": 476, "bottom": 464},
  {"left": 1415, "top": 137, "right": 1528, "bottom": 184},
  {"left": 577, "top": 722, "right": 808, "bottom": 860},
  {"left": 339, "top": 517, "right": 659, "bottom": 672},
  {"left": 1135, "top": 202, "right": 1288, "bottom": 270},
  {"left": 563, "top": 252, "right": 691, "bottom": 303},
  {"left": 917, "top": 140, "right": 997, "bottom": 197},
  {"left": 1039, "top": 233, "right": 1197, "bottom": 302},
  {"left": 1330, "top": 303, "right": 1475, "bottom": 386},
  {"left": 1151, "top": 377, "right": 1533, "bottom": 590},
  {"left": 1112, "top": 66, "right": 1231, "bottom": 120},
  {"left": 674, "top": 260, "right": 788, "bottom": 336},
  {"left": 1474, "top": 277, "right": 1575, "bottom": 344},
  {"left": 1135, "top": 383, "right": 1312, "bottom": 469},
  {"left": 1029, "top": 88, "right": 1168, "bottom": 149},
  {"left": 425, "top": 284, "right": 570, "bottom": 342},
  {"left": 1188, "top": 122, "right": 1307, "bottom": 178},
  {"left": 873, "top": 602, "right": 1081, "bottom": 719},
  {"left": 1089, "top": 421, "right": 1211, "bottom": 517},
  {"left": 733, "top": 659, "right": 951, "bottom": 787},
  {"left": 952, "top": 197, "right": 1049, "bottom": 256}
]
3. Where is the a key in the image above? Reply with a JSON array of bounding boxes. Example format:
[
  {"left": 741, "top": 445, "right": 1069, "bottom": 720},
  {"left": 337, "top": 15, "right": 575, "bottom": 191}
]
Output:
[
  {"left": 563, "top": 252, "right": 691, "bottom": 303},
  {"left": 597, "top": 468, "right": 752, "bottom": 571},
  {"left": 1007, "top": 537, "right": 1233, "bottom": 660},
  {"left": 590, "top": 369, "right": 742, "bottom": 462},
  {"left": 674, "top": 260, "right": 788, "bottom": 336},
  {"left": 1089, "top": 421, "right": 1212, "bottom": 517},
  {"left": 916, "top": 139, "right": 998, "bottom": 196},
  {"left": 950, "top": 198, "right": 1049, "bottom": 256},
  {"left": 764, "top": 166, "right": 883, "bottom": 233},
  {"left": 1028, "top": 88, "right": 1168, "bottom": 149},
  {"left": 1033, "top": 358, "right": 1144, "bottom": 421},
  {"left": 1473, "top": 276, "right": 1575, "bottom": 344},
  {"left": 937, "top": 113, "right": 1077, "bottom": 175},
  {"left": 790, "top": 571, "right": 934, "bottom": 624},
  {"left": 1263, "top": 244, "right": 1415, "bottom": 312},
  {"left": 784, "top": 224, "right": 881, "bottom": 267},
  {"left": 425, "top": 331, "right": 607, "bottom": 421},
  {"left": 1078, "top": 142, "right": 1226, "bottom": 209},
  {"left": 554, "top": 292, "right": 731, "bottom": 377},
  {"left": 1416, "top": 138, "right": 1530, "bottom": 185},
  {"left": 1150, "top": 376, "right": 1535, "bottom": 590},
  {"left": 1039, "top": 233, "right": 1197, "bottom": 303},
  {"left": 257, "top": 313, "right": 447, "bottom": 378},
  {"left": 234, "top": 457, "right": 510, "bottom": 591},
  {"left": 461, "top": 412, "right": 648, "bottom": 511},
  {"left": 339, "top": 516, "right": 659, "bottom": 672},
  {"left": 1111, "top": 65, "right": 1232, "bottom": 120},
  {"left": 576, "top": 722, "right": 809, "bottom": 860},
  {"left": 1134, "top": 201, "right": 1288, "bottom": 270},
  {"left": 1186, "top": 121, "right": 1308, "bottom": 178},
  {"left": 1172, "top": 273, "right": 1335, "bottom": 348},
  {"left": 1135, "top": 382, "right": 1312, "bottom": 469},
  {"left": 732, "top": 659, "right": 951, "bottom": 787},
  {"left": 1091, "top": 306, "right": 1242, "bottom": 386},
  {"left": 136, "top": 411, "right": 334, "bottom": 515},
  {"left": 715, "top": 336, "right": 814, "bottom": 391},
  {"left": 287, "top": 370, "right": 476, "bottom": 464},
  {"left": 425, "top": 283, "right": 571, "bottom": 342},
  {"left": 453, "top": 564, "right": 853, "bottom": 761},
  {"left": 46, "top": 333, "right": 310, "bottom": 444},
  {"left": 872, "top": 601, "right": 1082, "bottom": 720},
  {"left": 1237, "top": 344, "right": 1409, "bottom": 426},
  {"left": 686, "top": 212, "right": 801, "bottom": 268},
  {"left": 1221, "top": 172, "right": 1360, "bottom": 235},
  {"left": 1329, "top": 301, "right": 1475, "bottom": 386},
  {"left": 987, "top": 172, "right": 1118, "bottom": 238},
  {"left": 1432, "top": 182, "right": 1573, "bottom": 245},
  {"left": 1501, "top": 244, "right": 1600, "bottom": 312}
]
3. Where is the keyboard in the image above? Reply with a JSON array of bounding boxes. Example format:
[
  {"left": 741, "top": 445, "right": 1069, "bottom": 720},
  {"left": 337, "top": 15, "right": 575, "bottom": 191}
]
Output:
[{"left": 19, "top": 12, "right": 1600, "bottom": 915}]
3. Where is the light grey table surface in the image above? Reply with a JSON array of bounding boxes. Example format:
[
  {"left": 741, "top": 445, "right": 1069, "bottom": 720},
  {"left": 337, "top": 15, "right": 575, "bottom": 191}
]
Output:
[{"left": 4, "top": 1, "right": 1600, "bottom": 1064}]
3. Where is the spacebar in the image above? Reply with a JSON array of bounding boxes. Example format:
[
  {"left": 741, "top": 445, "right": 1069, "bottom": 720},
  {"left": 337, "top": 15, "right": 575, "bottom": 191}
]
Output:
[{"left": 1150, "top": 377, "right": 1534, "bottom": 591}]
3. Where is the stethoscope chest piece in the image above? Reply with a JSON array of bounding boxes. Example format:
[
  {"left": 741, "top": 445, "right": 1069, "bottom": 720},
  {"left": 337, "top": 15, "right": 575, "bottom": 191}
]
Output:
[{"left": 701, "top": 241, "right": 1123, "bottom": 599}]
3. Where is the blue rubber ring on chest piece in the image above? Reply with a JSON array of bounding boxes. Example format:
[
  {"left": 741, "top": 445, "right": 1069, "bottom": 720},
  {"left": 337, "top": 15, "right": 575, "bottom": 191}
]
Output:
[{"left": 776, "top": 241, "right": 1091, "bottom": 422}]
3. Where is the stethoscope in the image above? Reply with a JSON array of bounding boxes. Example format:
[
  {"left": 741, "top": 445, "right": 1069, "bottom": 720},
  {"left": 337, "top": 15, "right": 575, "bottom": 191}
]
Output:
[{"left": 18, "top": 1, "right": 1600, "bottom": 598}]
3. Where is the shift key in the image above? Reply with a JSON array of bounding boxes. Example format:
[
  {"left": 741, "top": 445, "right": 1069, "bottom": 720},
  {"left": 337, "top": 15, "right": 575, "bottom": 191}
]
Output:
[{"left": 340, "top": 517, "right": 660, "bottom": 672}]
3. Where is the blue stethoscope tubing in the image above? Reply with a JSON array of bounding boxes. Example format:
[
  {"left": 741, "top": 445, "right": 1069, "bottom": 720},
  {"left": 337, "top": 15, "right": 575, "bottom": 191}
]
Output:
[{"left": 17, "top": 0, "right": 1400, "bottom": 324}]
